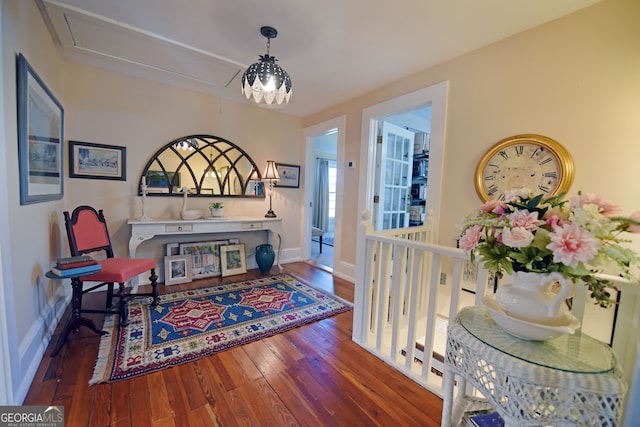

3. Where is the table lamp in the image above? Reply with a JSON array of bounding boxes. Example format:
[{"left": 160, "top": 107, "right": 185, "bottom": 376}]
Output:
[{"left": 262, "top": 161, "right": 280, "bottom": 217}]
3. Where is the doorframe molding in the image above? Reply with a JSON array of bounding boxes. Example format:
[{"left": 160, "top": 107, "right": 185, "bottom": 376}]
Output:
[
  {"left": 302, "top": 116, "right": 346, "bottom": 272},
  {"left": 358, "top": 81, "right": 449, "bottom": 242},
  {"left": 353, "top": 81, "right": 449, "bottom": 342}
]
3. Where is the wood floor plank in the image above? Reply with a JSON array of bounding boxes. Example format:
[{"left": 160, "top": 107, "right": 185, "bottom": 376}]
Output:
[
  {"left": 174, "top": 363, "right": 208, "bottom": 411},
  {"left": 162, "top": 367, "right": 192, "bottom": 424},
  {"left": 241, "top": 339, "right": 290, "bottom": 375},
  {"left": 252, "top": 377, "right": 300, "bottom": 426},
  {"left": 187, "top": 403, "right": 222, "bottom": 427},
  {"left": 129, "top": 375, "right": 155, "bottom": 427},
  {"left": 194, "top": 358, "right": 245, "bottom": 427},
  {"left": 22, "top": 263, "right": 443, "bottom": 426},
  {"left": 262, "top": 368, "right": 332, "bottom": 427},
  {"left": 146, "top": 371, "right": 173, "bottom": 422},
  {"left": 322, "top": 340, "right": 442, "bottom": 426},
  {"left": 190, "top": 358, "right": 226, "bottom": 406},
  {"left": 231, "top": 378, "right": 297, "bottom": 426},
  {"left": 65, "top": 338, "right": 101, "bottom": 427},
  {"left": 88, "top": 384, "right": 112, "bottom": 426},
  {"left": 263, "top": 329, "right": 306, "bottom": 363},
  {"left": 296, "top": 356, "right": 397, "bottom": 427},
  {"left": 211, "top": 345, "right": 263, "bottom": 392},
  {"left": 110, "top": 379, "right": 132, "bottom": 426},
  {"left": 222, "top": 387, "right": 260, "bottom": 426},
  {"left": 280, "top": 362, "right": 371, "bottom": 427},
  {"left": 301, "top": 354, "right": 437, "bottom": 427}
]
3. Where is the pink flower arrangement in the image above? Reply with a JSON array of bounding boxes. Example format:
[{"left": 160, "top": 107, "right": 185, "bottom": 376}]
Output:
[{"left": 459, "top": 190, "right": 640, "bottom": 306}]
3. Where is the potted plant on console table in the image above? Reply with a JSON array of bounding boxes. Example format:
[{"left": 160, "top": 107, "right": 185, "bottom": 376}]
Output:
[{"left": 209, "top": 202, "right": 224, "bottom": 218}]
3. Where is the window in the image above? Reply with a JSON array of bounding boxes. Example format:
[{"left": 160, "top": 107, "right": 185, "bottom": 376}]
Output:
[{"left": 328, "top": 160, "right": 337, "bottom": 219}]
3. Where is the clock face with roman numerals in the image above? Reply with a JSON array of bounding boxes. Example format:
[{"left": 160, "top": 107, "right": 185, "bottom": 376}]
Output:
[{"left": 474, "top": 134, "right": 574, "bottom": 202}]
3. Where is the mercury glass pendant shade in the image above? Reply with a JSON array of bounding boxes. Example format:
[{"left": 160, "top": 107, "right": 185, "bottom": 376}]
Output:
[{"left": 241, "top": 26, "right": 292, "bottom": 106}]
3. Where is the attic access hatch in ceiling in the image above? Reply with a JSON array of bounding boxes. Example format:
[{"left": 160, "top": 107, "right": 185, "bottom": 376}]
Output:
[{"left": 36, "top": 0, "right": 243, "bottom": 88}]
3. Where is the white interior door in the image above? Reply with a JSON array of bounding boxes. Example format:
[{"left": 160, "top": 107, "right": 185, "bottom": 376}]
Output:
[{"left": 374, "top": 122, "right": 414, "bottom": 230}]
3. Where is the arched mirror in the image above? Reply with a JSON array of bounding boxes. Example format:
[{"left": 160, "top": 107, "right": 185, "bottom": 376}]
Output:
[{"left": 139, "top": 134, "right": 264, "bottom": 198}]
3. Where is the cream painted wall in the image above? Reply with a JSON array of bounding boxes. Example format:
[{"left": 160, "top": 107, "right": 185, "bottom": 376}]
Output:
[
  {"left": 2, "top": 0, "right": 70, "bottom": 403},
  {"left": 305, "top": 0, "right": 640, "bottom": 259},
  {"left": 64, "top": 63, "right": 303, "bottom": 263}
]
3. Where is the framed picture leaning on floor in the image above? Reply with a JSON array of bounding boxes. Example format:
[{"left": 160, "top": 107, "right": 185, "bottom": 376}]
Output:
[
  {"left": 220, "top": 244, "right": 247, "bottom": 277},
  {"left": 164, "top": 255, "right": 192, "bottom": 285},
  {"left": 179, "top": 240, "right": 228, "bottom": 278}
]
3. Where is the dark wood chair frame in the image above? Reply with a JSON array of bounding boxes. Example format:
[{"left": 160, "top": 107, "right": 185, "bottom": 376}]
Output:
[{"left": 63, "top": 206, "right": 158, "bottom": 326}]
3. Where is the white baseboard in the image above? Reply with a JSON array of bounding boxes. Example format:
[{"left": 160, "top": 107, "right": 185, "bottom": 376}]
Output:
[
  {"left": 333, "top": 260, "right": 355, "bottom": 283},
  {"left": 16, "top": 287, "right": 69, "bottom": 403}
]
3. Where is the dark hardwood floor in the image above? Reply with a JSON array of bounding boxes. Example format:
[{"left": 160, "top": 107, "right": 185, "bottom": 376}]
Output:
[{"left": 24, "top": 262, "right": 443, "bottom": 426}]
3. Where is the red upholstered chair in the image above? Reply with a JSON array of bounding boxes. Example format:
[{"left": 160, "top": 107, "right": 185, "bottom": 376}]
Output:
[{"left": 64, "top": 206, "right": 158, "bottom": 325}]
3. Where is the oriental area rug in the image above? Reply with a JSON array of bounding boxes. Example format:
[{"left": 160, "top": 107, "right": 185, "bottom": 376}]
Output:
[{"left": 90, "top": 274, "right": 352, "bottom": 384}]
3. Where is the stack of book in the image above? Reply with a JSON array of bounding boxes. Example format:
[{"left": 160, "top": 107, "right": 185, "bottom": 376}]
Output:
[
  {"left": 51, "top": 255, "right": 101, "bottom": 277},
  {"left": 462, "top": 409, "right": 505, "bottom": 427}
]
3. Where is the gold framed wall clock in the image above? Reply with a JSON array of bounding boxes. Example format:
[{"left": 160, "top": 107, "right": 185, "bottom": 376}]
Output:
[{"left": 474, "top": 134, "right": 574, "bottom": 202}]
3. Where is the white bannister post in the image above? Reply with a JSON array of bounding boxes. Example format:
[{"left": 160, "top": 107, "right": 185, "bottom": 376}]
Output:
[{"left": 353, "top": 210, "right": 374, "bottom": 343}]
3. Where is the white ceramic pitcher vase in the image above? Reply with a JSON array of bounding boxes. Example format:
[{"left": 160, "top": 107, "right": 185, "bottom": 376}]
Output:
[{"left": 495, "top": 271, "right": 575, "bottom": 324}]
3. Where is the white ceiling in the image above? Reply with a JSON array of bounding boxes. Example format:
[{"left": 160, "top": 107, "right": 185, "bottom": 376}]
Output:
[{"left": 36, "top": 0, "right": 601, "bottom": 118}]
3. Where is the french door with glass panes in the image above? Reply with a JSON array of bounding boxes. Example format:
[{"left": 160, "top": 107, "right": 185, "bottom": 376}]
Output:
[{"left": 374, "top": 122, "right": 414, "bottom": 230}]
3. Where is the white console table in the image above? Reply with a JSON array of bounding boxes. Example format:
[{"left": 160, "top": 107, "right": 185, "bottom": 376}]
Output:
[{"left": 127, "top": 217, "right": 283, "bottom": 271}]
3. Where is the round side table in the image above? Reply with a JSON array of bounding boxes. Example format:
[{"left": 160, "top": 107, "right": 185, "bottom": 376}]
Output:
[
  {"left": 441, "top": 307, "right": 627, "bottom": 426},
  {"left": 46, "top": 270, "right": 108, "bottom": 356}
]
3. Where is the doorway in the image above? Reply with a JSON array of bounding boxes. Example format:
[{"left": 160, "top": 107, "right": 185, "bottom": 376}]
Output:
[
  {"left": 358, "top": 81, "right": 448, "bottom": 240},
  {"left": 310, "top": 140, "right": 337, "bottom": 269},
  {"left": 303, "top": 116, "right": 346, "bottom": 273}
]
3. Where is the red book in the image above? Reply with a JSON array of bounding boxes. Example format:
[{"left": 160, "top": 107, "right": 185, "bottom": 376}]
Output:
[{"left": 55, "top": 260, "right": 98, "bottom": 270}]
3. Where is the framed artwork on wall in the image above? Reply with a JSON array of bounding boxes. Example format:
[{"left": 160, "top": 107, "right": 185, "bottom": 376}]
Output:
[
  {"left": 17, "top": 53, "right": 64, "bottom": 205},
  {"left": 69, "top": 140, "right": 126, "bottom": 180},
  {"left": 220, "top": 244, "right": 247, "bottom": 277},
  {"left": 164, "top": 255, "right": 192, "bottom": 285},
  {"left": 274, "top": 163, "right": 300, "bottom": 188}
]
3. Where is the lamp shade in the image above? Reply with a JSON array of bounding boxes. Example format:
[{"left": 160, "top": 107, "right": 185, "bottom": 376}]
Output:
[
  {"left": 241, "top": 26, "right": 292, "bottom": 106},
  {"left": 248, "top": 169, "right": 260, "bottom": 181},
  {"left": 262, "top": 161, "right": 280, "bottom": 181},
  {"left": 242, "top": 56, "right": 292, "bottom": 105}
]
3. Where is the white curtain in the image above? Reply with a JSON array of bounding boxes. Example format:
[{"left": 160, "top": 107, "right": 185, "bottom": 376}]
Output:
[{"left": 313, "top": 159, "right": 330, "bottom": 232}]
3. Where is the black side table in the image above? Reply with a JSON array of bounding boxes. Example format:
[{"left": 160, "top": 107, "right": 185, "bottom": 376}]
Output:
[{"left": 46, "top": 271, "right": 108, "bottom": 356}]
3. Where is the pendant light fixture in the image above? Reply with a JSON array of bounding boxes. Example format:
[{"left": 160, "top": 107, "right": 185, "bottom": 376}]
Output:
[{"left": 241, "top": 26, "right": 292, "bottom": 106}]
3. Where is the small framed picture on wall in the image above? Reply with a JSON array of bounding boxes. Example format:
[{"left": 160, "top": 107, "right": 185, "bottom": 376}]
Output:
[
  {"left": 69, "top": 140, "right": 126, "bottom": 180},
  {"left": 274, "top": 163, "right": 300, "bottom": 188}
]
